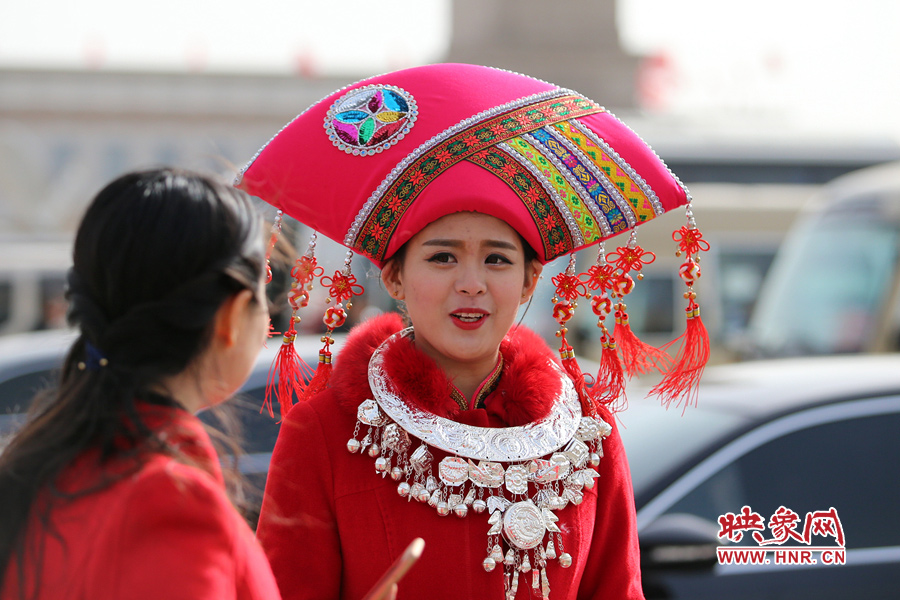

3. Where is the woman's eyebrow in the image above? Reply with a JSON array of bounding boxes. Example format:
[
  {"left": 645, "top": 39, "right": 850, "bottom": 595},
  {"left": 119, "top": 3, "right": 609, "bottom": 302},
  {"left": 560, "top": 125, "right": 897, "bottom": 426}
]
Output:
[
  {"left": 421, "top": 239, "right": 519, "bottom": 250},
  {"left": 422, "top": 239, "right": 462, "bottom": 248}
]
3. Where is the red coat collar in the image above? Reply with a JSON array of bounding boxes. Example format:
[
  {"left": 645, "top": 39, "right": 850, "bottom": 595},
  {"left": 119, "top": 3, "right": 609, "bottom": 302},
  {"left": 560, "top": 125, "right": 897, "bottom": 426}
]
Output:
[{"left": 329, "top": 313, "right": 562, "bottom": 427}]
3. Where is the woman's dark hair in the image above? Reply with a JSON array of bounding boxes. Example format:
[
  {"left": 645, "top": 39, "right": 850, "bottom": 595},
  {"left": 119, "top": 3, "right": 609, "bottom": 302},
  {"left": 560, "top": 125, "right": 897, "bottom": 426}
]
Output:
[{"left": 0, "top": 168, "right": 265, "bottom": 594}]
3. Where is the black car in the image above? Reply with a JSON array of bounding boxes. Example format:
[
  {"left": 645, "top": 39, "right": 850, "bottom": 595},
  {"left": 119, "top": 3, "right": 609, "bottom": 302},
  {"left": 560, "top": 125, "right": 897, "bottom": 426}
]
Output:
[{"left": 623, "top": 355, "right": 900, "bottom": 599}]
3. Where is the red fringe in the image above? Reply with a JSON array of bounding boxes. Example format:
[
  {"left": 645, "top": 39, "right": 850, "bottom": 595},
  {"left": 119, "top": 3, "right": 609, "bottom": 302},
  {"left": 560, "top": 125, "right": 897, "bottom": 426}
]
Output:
[
  {"left": 559, "top": 343, "right": 598, "bottom": 419},
  {"left": 591, "top": 336, "right": 627, "bottom": 413},
  {"left": 297, "top": 350, "right": 333, "bottom": 403},
  {"left": 263, "top": 321, "right": 314, "bottom": 421},
  {"left": 615, "top": 313, "right": 673, "bottom": 377},
  {"left": 650, "top": 307, "right": 710, "bottom": 412}
]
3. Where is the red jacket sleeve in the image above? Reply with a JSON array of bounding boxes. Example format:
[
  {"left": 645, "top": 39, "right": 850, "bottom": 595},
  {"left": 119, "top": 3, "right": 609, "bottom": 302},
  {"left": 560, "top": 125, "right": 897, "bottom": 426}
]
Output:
[
  {"left": 256, "top": 398, "right": 343, "bottom": 600},
  {"left": 577, "top": 410, "right": 645, "bottom": 600},
  {"left": 86, "top": 463, "right": 279, "bottom": 600}
]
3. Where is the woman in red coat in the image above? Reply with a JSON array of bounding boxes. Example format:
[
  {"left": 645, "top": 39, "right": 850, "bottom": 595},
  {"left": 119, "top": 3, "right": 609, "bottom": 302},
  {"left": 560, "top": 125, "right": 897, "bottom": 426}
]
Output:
[
  {"left": 238, "top": 64, "right": 703, "bottom": 600},
  {"left": 0, "top": 169, "right": 280, "bottom": 600}
]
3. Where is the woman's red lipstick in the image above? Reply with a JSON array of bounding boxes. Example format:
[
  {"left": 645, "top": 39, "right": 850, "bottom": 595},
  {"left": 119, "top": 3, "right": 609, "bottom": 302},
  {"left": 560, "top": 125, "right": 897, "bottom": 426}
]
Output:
[{"left": 450, "top": 308, "right": 489, "bottom": 330}]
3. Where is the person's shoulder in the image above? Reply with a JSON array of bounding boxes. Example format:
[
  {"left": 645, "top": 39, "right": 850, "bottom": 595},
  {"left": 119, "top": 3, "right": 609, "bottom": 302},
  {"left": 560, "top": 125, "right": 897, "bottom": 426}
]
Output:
[{"left": 124, "top": 454, "right": 230, "bottom": 514}]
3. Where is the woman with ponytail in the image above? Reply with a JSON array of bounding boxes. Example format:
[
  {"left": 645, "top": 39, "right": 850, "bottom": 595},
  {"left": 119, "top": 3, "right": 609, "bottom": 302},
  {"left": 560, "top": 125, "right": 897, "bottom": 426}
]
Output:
[{"left": 0, "top": 168, "right": 280, "bottom": 599}]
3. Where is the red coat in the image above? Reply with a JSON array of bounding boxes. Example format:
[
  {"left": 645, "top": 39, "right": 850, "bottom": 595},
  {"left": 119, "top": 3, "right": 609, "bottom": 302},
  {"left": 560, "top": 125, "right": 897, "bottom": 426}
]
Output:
[
  {"left": 2, "top": 406, "right": 280, "bottom": 600},
  {"left": 257, "top": 314, "right": 643, "bottom": 600}
]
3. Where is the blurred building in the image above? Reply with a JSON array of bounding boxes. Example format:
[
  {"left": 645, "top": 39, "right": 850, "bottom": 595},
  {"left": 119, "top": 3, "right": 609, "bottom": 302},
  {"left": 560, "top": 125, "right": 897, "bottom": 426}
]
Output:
[{"left": 2, "top": 0, "right": 900, "bottom": 361}]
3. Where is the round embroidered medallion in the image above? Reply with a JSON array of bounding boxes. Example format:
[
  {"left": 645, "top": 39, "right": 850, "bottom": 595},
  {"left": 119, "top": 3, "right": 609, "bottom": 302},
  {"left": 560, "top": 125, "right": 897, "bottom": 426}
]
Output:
[{"left": 324, "top": 84, "right": 417, "bottom": 156}]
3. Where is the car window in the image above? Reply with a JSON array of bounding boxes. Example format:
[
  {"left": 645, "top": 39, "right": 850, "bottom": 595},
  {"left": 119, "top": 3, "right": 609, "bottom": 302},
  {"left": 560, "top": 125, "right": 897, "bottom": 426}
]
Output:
[
  {"left": 662, "top": 408, "right": 900, "bottom": 549},
  {"left": 618, "top": 401, "right": 746, "bottom": 503},
  {"left": 0, "top": 369, "right": 57, "bottom": 417}
]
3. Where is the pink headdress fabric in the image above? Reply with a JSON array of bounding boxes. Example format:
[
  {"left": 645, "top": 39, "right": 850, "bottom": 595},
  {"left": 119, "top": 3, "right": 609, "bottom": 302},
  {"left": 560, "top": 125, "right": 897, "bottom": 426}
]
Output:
[
  {"left": 238, "top": 63, "right": 708, "bottom": 415},
  {"left": 235, "top": 63, "right": 691, "bottom": 267}
]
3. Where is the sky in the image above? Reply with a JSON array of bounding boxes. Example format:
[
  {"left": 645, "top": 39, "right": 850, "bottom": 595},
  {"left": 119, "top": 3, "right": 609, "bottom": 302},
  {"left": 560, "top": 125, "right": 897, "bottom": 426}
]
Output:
[{"left": 3, "top": 0, "right": 900, "bottom": 136}]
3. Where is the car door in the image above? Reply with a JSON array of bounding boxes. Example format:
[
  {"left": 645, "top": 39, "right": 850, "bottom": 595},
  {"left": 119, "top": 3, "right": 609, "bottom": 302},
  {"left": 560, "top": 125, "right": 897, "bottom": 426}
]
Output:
[{"left": 637, "top": 395, "right": 900, "bottom": 599}]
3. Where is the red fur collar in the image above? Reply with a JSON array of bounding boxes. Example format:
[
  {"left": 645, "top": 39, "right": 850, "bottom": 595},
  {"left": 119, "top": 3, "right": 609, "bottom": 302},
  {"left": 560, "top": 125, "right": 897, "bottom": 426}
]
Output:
[{"left": 329, "top": 313, "right": 562, "bottom": 427}]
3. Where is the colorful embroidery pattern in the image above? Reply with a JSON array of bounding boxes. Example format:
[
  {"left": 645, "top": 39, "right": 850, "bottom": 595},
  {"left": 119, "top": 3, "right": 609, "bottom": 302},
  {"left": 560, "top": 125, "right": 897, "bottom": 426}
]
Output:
[
  {"left": 563, "top": 120, "right": 664, "bottom": 220},
  {"left": 502, "top": 136, "right": 604, "bottom": 244},
  {"left": 465, "top": 147, "right": 573, "bottom": 260},
  {"left": 527, "top": 127, "right": 630, "bottom": 235},
  {"left": 325, "top": 85, "right": 418, "bottom": 156},
  {"left": 351, "top": 94, "right": 602, "bottom": 260}
]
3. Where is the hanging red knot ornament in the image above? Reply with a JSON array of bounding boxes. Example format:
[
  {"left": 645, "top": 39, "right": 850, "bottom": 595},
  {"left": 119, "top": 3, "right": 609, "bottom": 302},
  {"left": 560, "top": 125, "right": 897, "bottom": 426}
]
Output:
[
  {"left": 264, "top": 232, "right": 323, "bottom": 421},
  {"left": 605, "top": 232, "right": 673, "bottom": 380},
  {"left": 579, "top": 244, "right": 626, "bottom": 411},
  {"left": 552, "top": 255, "right": 597, "bottom": 418},
  {"left": 263, "top": 210, "right": 283, "bottom": 285},
  {"left": 262, "top": 211, "right": 283, "bottom": 351},
  {"left": 301, "top": 250, "right": 365, "bottom": 402},
  {"left": 651, "top": 205, "right": 711, "bottom": 411}
]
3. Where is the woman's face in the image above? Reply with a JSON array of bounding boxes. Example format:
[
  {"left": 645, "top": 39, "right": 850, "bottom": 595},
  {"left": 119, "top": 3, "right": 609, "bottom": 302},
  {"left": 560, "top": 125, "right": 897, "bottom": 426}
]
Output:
[{"left": 382, "top": 212, "right": 542, "bottom": 377}]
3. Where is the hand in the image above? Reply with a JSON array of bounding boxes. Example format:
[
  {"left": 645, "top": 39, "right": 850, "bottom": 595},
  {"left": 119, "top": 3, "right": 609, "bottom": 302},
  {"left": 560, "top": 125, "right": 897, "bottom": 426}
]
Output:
[{"left": 361, "top": 538, "right": 424, "bottom": 600}]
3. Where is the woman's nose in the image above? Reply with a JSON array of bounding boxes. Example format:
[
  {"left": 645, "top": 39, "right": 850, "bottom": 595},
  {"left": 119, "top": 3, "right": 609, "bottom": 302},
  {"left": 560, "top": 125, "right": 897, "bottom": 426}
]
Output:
[{"left": 455, "top": 264, "right": 487, "bottom": 296}]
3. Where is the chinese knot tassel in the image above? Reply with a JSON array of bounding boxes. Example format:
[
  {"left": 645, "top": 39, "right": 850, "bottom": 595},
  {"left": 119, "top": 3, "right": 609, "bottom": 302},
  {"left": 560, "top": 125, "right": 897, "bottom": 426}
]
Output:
[
  {"left": 264, "top": 319, "right": 314, "bottom": 420},
  {"left": 650, "top": 299, "right": 709, "bottom": 411},
  {"left": 591, "top": 332, "right": 627, "bottom": 413},
  {"left": 614, "top": 310, "right": 673, "bottom": 377},
  {"left": 297, "top": 348, "right": 333, "bottom": 403}
]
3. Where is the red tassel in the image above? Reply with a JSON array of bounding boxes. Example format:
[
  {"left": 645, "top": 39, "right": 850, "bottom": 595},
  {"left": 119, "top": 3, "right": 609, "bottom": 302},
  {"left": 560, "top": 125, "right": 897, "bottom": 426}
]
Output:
[
  {"left": 650, "top": 302, "right": 709, "bottom": 411},
  {"left": 591, "top": 334, "right": 627, "bottom": 412},
  {"left": 559, "top": 342, "right": 598, "bottom": 419},
  {"left": 297, "top": 350, "right": 333, "bottom": 403},
  {"left": 263, "top": 320, "right": 314, "bottom": 420},
  {"left": 614, "top": 310, "right": 674, "bottom": 377}
]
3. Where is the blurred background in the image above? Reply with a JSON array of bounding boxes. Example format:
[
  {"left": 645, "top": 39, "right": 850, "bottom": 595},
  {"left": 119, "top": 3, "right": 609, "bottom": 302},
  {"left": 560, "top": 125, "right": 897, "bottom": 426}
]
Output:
[{"left": 3, "top": 0, "right": 900, "bottom": 364}]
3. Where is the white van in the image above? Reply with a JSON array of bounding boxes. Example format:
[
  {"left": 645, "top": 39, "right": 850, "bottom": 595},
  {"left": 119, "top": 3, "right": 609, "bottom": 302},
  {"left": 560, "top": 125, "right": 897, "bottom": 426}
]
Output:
[
  {"left": 0, "top": 238, "right": 72, "bottom": 335},
  {"left": 744, "top": 161, "right": 900, "bottom": 356}
]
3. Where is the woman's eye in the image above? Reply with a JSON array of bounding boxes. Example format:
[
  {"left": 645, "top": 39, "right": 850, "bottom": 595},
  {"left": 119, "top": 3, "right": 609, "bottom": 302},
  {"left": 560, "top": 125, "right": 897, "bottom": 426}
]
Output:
[
  {"left": 427, "top": 252, "right": 455, "bottom": 263},
  {"left": 486, "top": 253, "right": 513, "bottom": 265}
]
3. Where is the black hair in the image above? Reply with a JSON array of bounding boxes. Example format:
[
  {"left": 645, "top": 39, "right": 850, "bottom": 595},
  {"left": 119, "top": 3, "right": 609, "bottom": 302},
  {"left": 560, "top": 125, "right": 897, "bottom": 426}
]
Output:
[{"left": 0, "top": 168, "right": 265, "bottom": 596}]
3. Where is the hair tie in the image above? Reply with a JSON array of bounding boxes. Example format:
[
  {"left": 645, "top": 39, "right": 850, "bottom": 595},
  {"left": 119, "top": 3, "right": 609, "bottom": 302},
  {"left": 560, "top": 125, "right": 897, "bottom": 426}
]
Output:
[{"left": 78, "top": 341, "right": 109, "bottom": 371}]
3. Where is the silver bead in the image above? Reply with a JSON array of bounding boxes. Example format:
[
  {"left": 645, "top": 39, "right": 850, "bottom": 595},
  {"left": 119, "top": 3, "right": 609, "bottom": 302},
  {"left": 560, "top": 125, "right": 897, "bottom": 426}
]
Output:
[
  {"left": 583, "top": 477, "right": 596, "bottom": 490},
  {"left": 411, "top": 483, "right": 427, "bottom": 502},
  {"left": 473, "top": 499, "right": 487, "bottom": 513},
  {"left": 454, "top": 503, "right": 468, "bottom": 518},
  {"left": 490, "top": 544, "right": 504, "bottom": 562},
  {"left": 483, "top": 557, "right": 497, "bottom": 572},
  {"left": 520, "top": 553, "right": 531, "bottom": 573},
  {"left": 397, "top": 482, "right": 411, "bottom": 497},
  {"left": 417, "top": 488, "right": 431, "bottom": 503},
  {"left": 374, "top": 457, "right": 388, "bottom": 472},
  {"left": 390, "top": 467, "right": 403, "bottom": 481},
  {"left": 589, "top": 452, "right": 601, "bottom": 467},
  {"left": 436, "top": 502, "right": 450, "bottom": 516},
  {"left": 367, "top": 443, "right": 381, "bottom": 458},
  {"left": 346, "top": 438, "right": 361, "bottom": 453},
  {"left": 559, "top": 552, "right": 572, "bottom": 568}
]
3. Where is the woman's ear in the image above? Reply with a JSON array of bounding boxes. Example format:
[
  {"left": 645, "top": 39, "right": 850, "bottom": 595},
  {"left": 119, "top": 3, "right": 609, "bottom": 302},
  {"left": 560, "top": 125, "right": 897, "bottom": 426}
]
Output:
[
  {"left": 521, "top": 260, "right": 543, "bottom": 304},
  {"left": 213, "top": 289, "right": 255, "bottom": 348},
  {"left": 381, "top": 259, "right": 405, "bottom": 300}
]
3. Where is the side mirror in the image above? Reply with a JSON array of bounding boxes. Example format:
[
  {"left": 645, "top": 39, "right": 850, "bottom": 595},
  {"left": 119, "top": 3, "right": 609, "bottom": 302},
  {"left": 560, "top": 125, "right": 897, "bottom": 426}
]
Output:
[{"left": 640, "top": 513, "right": 720, "bottom": 571}]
